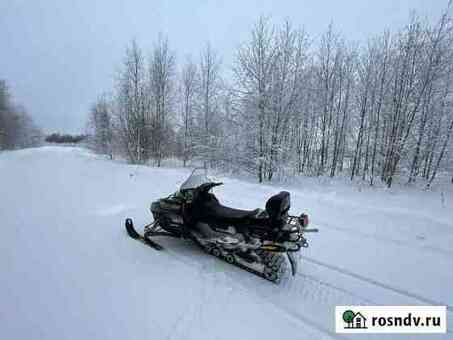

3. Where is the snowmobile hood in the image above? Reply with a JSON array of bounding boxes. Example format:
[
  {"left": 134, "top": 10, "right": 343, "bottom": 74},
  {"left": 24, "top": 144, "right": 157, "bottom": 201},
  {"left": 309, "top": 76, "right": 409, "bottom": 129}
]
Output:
[{"left": 180, "top": 168, "right": 213, "bottom": 191}]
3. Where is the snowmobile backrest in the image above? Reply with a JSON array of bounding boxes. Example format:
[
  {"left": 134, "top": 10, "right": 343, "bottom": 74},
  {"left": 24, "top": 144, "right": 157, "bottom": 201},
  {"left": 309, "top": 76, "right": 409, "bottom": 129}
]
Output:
[{"left": 265, "top": 191, "right": 290, "bottom": 227}]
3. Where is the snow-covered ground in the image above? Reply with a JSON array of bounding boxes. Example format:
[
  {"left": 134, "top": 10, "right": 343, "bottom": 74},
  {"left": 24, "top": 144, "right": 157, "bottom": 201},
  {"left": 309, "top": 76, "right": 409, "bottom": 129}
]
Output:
[{"left": 1, "top": 146, "right": 452, "bottom": 340}]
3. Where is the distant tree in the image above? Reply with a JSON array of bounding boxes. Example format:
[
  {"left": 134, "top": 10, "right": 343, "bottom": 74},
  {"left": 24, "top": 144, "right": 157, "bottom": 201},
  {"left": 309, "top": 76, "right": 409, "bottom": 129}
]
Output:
[{"left": 88, "top": 95, "right": 113, "bottom": 158}]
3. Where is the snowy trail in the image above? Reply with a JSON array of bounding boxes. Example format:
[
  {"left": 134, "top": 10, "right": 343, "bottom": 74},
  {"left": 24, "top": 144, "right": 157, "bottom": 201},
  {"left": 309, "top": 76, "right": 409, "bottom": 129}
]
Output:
[
  {"left": 131, "top": 237, "right": 344, "bottom": 340},
  {"left": 316, "top": 220, "right": 453, "bottom": 257},
  {"left": 1, "top": 146, "right": 452, "bottom": 340},
  {"left": 301, "top": 256, "right": 453, "bottom": 311}
]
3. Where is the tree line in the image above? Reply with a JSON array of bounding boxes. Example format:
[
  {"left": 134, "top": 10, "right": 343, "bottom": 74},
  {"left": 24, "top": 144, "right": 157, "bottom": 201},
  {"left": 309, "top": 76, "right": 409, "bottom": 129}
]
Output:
[
  {"left": 88, "top": 3, "right": 453, "bottom": 187},
  {"left": 0, "top": 80, "right": 41, "bottom": 150},
  {"left": 45, "top": 133, "right": 86, "bottom": 144}
]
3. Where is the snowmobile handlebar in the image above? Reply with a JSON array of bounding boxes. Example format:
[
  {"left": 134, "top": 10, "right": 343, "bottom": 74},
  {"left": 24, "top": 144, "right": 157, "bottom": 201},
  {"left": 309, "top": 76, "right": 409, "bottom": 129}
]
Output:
[
  {"left": 302, "top": 228, "right": 319, "bottom": 233},
  {"left": 196, "top": 182, "right": 224, "bottom": 193}
]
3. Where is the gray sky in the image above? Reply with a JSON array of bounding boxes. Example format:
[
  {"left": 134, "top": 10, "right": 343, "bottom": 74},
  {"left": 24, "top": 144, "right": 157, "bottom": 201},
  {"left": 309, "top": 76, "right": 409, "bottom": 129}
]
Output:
[{"left": 0, "top": 0, "right": 446, "bottom": 133}]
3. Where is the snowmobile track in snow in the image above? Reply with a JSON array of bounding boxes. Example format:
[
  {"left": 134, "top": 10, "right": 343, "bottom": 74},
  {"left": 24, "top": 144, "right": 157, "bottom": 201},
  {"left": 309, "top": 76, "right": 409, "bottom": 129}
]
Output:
[
  {"left": 259, "top": 299, "right": 352, "bottom": 340},
  {"left": 297, "top": 272, "right": 376, "bottom": 305},
  {"left": 302, "top": 255, "right": 453, "bottom": 312},
  {"left": 317, "top": 220, "right": 453, "bottom": 257},
  {"left": 131, "top": 238, "right": 349, "bottom": 339}
]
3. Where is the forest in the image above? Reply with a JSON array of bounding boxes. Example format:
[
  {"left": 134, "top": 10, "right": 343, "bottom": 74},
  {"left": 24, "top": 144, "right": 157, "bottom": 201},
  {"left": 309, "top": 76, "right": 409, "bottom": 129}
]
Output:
[
  {"left": 2, "top": 5, "right": 453, "bottom": 188},
  {"left": 88, "top": 5, "right": 453, "bottom": 188}
]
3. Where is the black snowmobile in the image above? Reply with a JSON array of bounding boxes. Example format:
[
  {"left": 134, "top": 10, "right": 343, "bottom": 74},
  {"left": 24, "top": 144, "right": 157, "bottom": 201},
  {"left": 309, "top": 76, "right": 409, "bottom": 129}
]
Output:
[{"left": 125, "top": 169, "right": 318, "bottom": 283}]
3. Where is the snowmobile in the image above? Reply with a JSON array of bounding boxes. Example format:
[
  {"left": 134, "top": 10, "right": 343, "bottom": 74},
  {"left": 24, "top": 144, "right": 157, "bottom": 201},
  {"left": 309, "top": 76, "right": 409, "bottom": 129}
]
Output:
[{"left": 125, "top": 169, "right": 318, "bottom": 283}]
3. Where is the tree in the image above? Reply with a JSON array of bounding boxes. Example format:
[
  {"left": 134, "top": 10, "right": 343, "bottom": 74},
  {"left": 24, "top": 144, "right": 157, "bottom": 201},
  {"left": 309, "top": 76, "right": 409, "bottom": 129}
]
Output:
[
  {"left": 233, "top": 16, "right": 278, "bottom": 182},
  {"left": 0, "top": 80, "right": 40, "bottom": 150},
  {"left": 113, "top": 40, "right": 149, "bottom": 163},
  {"left": 149, "top": 35, "right": 176, "bottom": 166},
  {"left": 179, "top": 56, "right": 198, "bottom": 166},
  {"left": 195, "top": 42, "right": 222, "bottom": 167},
  {"left": 88, "top": 95, "right": 113, "bottom": 158}
]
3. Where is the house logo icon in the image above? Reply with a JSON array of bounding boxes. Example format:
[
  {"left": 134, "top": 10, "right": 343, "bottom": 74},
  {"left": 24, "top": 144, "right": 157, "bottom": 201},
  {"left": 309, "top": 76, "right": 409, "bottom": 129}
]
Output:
[{"left": 342, "top": 310, "right": 367, "bottom": 329}]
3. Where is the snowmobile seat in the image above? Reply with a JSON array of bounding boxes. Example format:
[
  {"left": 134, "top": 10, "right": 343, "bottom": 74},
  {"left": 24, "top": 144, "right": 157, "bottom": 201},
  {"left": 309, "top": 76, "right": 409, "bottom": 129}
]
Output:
[
  {"left": 195, "top": 192, "right": 261, "bottom": 226},
  {"left": 207, "top": 204, "right": 261, "bottom": 223}
]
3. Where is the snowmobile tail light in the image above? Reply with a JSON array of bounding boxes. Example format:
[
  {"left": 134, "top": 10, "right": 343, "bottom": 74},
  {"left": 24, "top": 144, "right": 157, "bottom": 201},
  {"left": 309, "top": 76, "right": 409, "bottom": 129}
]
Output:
[{"left": 300, "top": 213, "right": 309, "bottom": 228}]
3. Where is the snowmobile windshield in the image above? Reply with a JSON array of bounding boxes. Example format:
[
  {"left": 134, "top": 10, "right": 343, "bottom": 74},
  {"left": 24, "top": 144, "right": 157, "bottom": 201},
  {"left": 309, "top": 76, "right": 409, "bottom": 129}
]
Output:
[{"left": 179, "top": 168, "right": 213, "bottom": 191}]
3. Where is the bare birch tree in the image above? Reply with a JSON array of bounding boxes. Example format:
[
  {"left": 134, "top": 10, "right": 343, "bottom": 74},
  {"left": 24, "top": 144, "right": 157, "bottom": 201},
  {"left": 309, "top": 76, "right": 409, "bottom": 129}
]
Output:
[{"left": 149, "top": 35, "right": 176, "bottom": 166}]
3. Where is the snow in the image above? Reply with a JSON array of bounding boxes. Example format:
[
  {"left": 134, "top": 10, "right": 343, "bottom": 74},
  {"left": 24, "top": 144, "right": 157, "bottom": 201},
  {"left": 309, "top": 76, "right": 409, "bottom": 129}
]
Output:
[{"left": 1, "top": 146, "right": 452, "bottom": 340}]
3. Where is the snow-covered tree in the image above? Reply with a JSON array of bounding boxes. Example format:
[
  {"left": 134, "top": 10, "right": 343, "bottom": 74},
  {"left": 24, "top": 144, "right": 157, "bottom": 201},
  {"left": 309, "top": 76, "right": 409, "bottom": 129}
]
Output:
[
  {"left": 88, "top": 95, "right": 113, "bottom": 158},
  {"left": 149, "top": 35, "right": 176, "bottom": 166}
]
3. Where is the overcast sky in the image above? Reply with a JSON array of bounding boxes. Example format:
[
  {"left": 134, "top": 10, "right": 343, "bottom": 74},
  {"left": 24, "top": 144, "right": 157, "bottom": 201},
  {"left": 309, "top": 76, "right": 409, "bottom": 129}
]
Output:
[{"left": 0, "top": 0, "right": 447, "bottom": 133}]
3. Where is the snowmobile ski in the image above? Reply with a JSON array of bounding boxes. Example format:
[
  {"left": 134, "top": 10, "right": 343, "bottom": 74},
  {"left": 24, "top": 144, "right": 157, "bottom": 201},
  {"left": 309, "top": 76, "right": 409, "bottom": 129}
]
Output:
[{"left": 125, "top": 218, "right": 164, "bottom": 250}]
